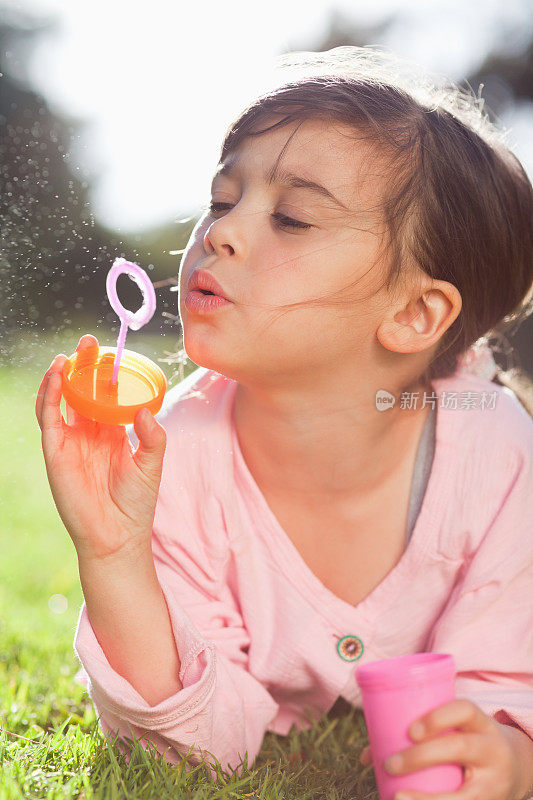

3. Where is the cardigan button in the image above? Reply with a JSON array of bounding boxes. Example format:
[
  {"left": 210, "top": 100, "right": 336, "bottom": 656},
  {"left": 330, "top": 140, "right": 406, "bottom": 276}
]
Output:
[{"left": 336, "top": 634, "right": 364, "bottom": 662}]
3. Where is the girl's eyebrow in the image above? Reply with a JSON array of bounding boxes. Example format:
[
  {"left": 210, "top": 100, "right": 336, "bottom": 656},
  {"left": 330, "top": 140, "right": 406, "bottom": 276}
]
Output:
[{"left": 210, "top": 157, "right": 349, "bottom": 211}]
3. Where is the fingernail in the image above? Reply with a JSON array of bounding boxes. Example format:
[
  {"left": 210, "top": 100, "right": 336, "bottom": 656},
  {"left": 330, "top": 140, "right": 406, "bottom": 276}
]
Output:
[
  {"left": 395, "top": 794, "right": 411, "bottom": 800},
  {"left": 386, "top": 754, "right": 403, "bottom": 772}
]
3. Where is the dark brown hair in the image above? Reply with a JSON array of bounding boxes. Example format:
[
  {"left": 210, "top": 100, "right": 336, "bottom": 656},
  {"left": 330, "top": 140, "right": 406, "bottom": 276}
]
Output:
[{"left": 204, "top": 46, "right": 533, "bottom": 415}]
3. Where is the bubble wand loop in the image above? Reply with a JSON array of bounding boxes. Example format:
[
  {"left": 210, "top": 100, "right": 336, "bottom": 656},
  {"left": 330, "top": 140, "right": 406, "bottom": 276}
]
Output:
[{"left": 106, "top": 258, "right": 157, "bottom": 385}]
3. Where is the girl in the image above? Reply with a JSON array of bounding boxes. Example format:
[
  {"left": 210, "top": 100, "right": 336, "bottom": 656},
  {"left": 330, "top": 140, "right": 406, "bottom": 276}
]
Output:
[{"left": 36, "top": 46, "right": 533, "bottom": 800}]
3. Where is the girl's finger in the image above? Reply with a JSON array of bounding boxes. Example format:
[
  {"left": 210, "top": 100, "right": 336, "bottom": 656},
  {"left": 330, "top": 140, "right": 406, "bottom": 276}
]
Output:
[
  {"left": 41, "top": 365, "right": 66, "bottom": 449},
  {"left": 36, "top": 356, "right": 62, "bottom": 430},
  {"left": 75, "top": 335, "right": 99, "bottom": 370},
  {"left": 35, "top": 370, "right": 51, "bottom": 431}
]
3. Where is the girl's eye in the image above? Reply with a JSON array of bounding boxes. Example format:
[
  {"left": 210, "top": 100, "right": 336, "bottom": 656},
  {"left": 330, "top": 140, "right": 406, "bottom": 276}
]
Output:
[{"left": 206, "top": 201, "right": 312, "bottom": 231}]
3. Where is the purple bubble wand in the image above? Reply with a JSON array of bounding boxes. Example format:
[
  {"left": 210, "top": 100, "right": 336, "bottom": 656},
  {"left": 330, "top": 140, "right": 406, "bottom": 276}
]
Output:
[{"left": 105, "top": 258, "right": 157, "bottom": 385}]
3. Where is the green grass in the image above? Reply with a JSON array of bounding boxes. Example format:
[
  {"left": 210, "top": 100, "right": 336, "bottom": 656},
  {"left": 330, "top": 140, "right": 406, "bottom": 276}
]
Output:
[{"left": 0, "top": 329, "right": 376, "bottom": 799}]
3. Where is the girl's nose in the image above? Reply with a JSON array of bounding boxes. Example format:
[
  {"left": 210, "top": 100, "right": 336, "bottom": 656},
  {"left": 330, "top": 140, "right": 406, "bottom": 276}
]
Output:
[
  {"left": 204, "top": 227, "right": 236, "bottom": 257},
  {"left": 204, "top": 208, "right": 244, "bottom": 258}
]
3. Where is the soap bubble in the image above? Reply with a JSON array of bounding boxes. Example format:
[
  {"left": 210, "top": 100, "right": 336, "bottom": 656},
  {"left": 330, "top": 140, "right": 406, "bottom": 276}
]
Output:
[{"left": 48, "top": 594, "right": 68, "bottom": 614}]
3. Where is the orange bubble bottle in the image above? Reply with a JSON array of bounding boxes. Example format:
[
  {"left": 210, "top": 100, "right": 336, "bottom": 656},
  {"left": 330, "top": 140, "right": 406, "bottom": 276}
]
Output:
[{"left": 61, "top": 258, "right": 167, "bottom": 426}]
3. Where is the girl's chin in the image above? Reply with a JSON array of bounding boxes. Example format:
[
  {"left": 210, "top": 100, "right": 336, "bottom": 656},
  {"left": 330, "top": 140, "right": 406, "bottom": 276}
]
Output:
[{"left": 180, "top": 335, "right": 230, "bottom": 374}]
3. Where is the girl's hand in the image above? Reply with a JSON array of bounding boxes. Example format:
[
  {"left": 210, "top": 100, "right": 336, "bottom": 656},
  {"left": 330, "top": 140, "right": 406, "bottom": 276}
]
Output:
[
  {"left": 36, "top": 334, "right": 167, "bottom": 562},
  {"left": 359, "top": 699, "right": 527, "bottom": 800}
]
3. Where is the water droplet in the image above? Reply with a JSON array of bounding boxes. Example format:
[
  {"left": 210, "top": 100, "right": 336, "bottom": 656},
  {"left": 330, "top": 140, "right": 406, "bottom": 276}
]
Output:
[{"left": 48, "top": 594, "right": 68, "bottom": 614}]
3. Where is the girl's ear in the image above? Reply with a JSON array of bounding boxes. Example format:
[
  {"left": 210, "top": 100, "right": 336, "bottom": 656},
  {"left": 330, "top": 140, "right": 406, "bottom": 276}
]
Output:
[{"left": 376, "top": 281, "right": 462, "bottom": 356}]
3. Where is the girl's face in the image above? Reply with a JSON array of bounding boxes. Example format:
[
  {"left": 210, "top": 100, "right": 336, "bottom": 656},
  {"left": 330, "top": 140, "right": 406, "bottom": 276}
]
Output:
[{"left": 178, "top": 117, "right": 394, "bottom": 388}]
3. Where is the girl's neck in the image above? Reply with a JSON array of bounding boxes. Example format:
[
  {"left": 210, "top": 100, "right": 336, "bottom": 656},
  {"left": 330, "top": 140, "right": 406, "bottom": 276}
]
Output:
[{"left": 231, "top": 375, "right": 434, "bottom": 504}]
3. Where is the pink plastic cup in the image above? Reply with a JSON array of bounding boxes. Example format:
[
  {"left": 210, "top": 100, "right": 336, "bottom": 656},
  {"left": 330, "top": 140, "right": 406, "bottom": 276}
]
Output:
[{"left": 355, "top": 653, "right": 464, "bottom": 799}]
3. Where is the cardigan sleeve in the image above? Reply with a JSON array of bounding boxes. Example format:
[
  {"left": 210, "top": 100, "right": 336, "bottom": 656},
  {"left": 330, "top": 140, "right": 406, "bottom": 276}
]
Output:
[
  {"left": 73, "top": 397, "right": 280, "bottom": 778},
  {"left": 425, "top": 439, "right": 533, "bottom": 742},
  {"left": 73, "top": 527, "right": 280, "bottom": 778}
]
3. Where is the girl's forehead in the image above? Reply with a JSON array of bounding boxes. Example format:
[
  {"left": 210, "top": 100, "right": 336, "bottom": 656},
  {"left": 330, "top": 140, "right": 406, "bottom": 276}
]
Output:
[
  {"left": 230, "top": 117, "right": 374, "bottom": 164},
  {"left": 218, "top": 121, "right": 381, "bottom": 201}
]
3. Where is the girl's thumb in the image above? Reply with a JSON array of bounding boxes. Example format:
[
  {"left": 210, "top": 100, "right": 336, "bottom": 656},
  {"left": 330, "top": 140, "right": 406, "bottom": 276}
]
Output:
[{"left": 132, "top": 408, "right": 166, "bottom": 479}]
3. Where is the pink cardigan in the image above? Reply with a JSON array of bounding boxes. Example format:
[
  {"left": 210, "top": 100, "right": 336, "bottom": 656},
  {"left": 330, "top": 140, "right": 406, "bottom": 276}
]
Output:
[{"left": 74, "top": 366, "right": 533, "bottom": 776}]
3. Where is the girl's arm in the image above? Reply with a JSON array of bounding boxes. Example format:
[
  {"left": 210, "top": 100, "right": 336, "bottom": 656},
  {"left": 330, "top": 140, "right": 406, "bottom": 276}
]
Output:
[
  {"left": 74, "top": 524, "right": 281, "bottom": 777},
  {"left": 78, "top": 544, "right": 184, "bottom": 707}
]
